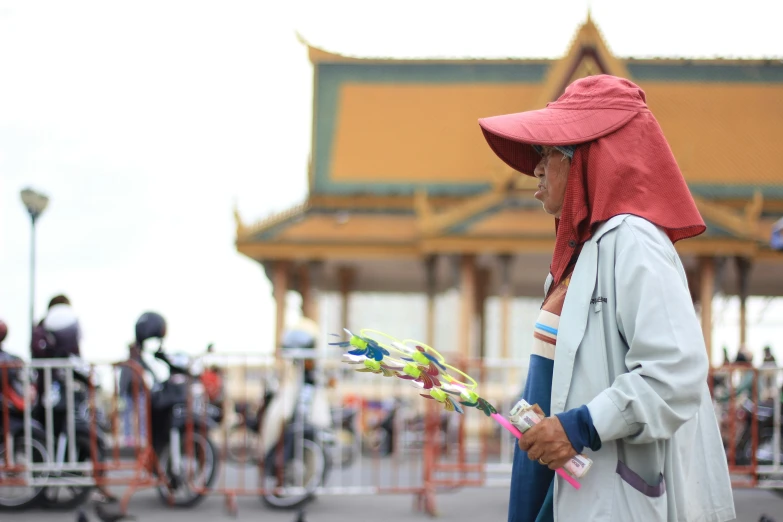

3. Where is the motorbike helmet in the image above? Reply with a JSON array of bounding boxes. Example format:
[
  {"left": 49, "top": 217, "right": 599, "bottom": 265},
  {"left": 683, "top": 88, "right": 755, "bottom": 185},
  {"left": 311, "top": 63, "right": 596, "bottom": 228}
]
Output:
[
  {"left": 281, "top": 317, "right": 319, "bottom": 350},
  {"left": 44, "top": 304, "right": 81, "bottom": 357},
  {"left": 135, "top": 312, "right": 167, "bottom": 345}
]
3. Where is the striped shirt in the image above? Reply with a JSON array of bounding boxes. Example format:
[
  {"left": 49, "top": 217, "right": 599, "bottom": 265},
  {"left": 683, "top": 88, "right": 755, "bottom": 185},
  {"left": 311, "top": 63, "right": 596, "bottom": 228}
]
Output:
[{"left": 508, "top": 271, "right": 572, "bottom": 522}]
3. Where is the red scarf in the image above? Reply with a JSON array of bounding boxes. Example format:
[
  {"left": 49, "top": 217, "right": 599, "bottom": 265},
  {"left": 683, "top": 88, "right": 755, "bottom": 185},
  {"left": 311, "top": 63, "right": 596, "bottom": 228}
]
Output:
[{"left": 550, "top": 111, "right": 705, "bottom": 286}]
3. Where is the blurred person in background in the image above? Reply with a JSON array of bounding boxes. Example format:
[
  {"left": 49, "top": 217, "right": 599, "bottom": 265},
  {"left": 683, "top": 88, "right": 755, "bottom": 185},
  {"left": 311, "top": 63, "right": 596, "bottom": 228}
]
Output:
[
  {"left": 760, "top": 345, "right": 778, "bottom": 401},
  {"left": 119, "top": 341, "right": 151, "bottom": 446},
  {"left": 733, "top": 344, "right": 755, "bottom": 398},
  {"left": 479, "top": 75, "right": 733, "bottom": 521},
  {"left": 31, "top": 294, "right": 82, "bottom": 359},
  {"left": 734, "top": 343, "right": 753, "bottom": 366},
  {"left": 200, "top": 343, "right": 225, "bottom": 423},
  {"left": 762, "top": 345, "right": 776, "bottom": 366}
]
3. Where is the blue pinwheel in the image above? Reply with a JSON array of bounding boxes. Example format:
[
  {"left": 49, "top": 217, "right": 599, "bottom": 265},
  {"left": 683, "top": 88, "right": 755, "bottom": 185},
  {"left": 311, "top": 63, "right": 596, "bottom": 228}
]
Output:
[{"left": 329, "top": 329, "right": 390, "bottom": 362}]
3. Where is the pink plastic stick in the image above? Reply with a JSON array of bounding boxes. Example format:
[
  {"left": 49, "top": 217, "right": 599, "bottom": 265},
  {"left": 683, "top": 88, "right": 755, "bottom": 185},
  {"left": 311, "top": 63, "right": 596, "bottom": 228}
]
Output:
[{"left": 491, "top": 413, "right": 581, "bottom": 490}]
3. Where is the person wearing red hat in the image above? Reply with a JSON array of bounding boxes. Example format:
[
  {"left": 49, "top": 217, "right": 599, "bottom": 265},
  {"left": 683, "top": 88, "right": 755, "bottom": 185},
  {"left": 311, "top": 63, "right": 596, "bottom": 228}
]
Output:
[{"left": 479, "top": 75, "right": 734, "bottom": 522}]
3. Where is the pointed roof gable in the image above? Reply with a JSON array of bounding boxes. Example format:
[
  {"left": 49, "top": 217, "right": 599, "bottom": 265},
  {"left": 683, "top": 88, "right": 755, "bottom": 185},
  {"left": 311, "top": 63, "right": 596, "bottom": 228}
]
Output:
[{"left": 535, "top": 15, "right": 631, "bottom": 106}]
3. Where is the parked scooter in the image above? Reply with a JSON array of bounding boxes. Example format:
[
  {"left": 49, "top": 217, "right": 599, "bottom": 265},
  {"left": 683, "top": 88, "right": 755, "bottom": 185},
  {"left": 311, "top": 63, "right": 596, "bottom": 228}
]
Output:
[
  {"left": 330, "top": 405, "right": 358, "bottom": 467},
  {"left": 234, "top": 319, "right": 335, "bottom": 509},
  {"left": 226, "top": 364, "right": 335, "bottom": 509},
  {"left": 135, "top": 312, "right": 219, "bottom": 508},
  {"left": 0, "top": 352, "right": 49, "bottom": 511}
]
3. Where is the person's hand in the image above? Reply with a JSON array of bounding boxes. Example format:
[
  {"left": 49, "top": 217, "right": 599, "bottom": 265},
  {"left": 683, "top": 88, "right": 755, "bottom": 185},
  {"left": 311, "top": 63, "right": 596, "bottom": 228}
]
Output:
[{"left": 518, "top": 408, "right": 577, "bottom": 471}]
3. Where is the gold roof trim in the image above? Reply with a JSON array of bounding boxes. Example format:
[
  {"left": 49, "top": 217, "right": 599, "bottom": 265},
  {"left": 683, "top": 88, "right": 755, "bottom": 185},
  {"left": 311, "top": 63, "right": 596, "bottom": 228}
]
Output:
[
  {"left": 415, "top": 170, "right": 522, "bottom": 236},
  {"left": 236, "top": 201, "right": 310, "bottom": 241},
  {"left": 297, "top": 31, "right": 554, "bottom": 65},
  {"left": 692, "top": 191, "right": 767, "bottom": 243}
]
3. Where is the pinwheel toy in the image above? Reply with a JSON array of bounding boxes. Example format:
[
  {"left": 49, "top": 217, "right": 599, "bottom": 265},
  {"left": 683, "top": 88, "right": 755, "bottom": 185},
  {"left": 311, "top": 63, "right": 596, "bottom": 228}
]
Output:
[
  {"left": 330, "top": 329, "right": 390, "bottom": 362},
  {"left": 333, "top": 328, "right": 585, "bottom": 490}
]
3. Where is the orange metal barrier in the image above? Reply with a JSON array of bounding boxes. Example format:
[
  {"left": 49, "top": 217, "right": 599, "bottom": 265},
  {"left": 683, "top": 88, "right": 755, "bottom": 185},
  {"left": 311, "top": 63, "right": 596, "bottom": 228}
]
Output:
[
  {"left": 709, "top": 365, "right": 783, "bottom": 490},
  {"left": 2, "top": 355, "right": 781, "bottom": 515}
]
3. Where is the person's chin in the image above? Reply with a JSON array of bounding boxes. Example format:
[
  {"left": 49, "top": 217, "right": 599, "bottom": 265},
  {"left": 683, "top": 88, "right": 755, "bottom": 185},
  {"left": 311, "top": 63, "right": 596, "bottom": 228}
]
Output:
[{"left": 542, "top": 202, "right": 558, "bottom": 216}]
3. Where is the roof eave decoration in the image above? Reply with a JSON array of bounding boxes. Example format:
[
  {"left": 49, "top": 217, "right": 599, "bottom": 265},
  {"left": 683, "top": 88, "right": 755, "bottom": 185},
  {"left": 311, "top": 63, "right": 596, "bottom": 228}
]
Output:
[
  {"left": 234, "top": 203, "right": 247, "bottom": 238},
  {"left": 235, "top": 201, "right": 310, "bottom": 242},
  {"left": 298, "top": 30, "right": 556, "bottom": 66},
  {"left": 693, "top": 190, "right": 768, "bottom": 244},
  {"left": 537, "top": 17, "right": 631, "bottom": 105},
  {"left": 415, "top": 169, "right": 531, "bottom": 237},
  {"left": 298, "top": 31, "right": 358, "bottom": 64}
]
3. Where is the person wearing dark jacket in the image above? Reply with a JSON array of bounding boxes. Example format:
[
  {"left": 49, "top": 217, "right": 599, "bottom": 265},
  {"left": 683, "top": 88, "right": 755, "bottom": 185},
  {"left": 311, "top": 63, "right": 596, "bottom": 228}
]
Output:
[
  {"left": 119, "top": 342, "right": 151, "bottom": 446},
  {"left": 31, "top": 294, "right": 82, "bottom": 358}
]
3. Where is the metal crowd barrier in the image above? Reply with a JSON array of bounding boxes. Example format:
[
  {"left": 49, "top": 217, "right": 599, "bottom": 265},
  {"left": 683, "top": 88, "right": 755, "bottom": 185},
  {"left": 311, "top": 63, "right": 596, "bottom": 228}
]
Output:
[
  {"left": 199, "top": 350, "right": 434, "bottom": 513},
  {"left": 709, "top": 364, "right": 783, "bottom": 490},
  {"left": 2, "top": 355, "right": 781, "bottom": 515}
]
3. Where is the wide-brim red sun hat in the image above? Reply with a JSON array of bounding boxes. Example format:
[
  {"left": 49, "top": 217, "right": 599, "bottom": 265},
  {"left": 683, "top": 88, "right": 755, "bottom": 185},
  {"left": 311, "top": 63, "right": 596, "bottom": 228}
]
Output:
[{"left": 478, "top": 75, "right": 650, "bottom": 176}]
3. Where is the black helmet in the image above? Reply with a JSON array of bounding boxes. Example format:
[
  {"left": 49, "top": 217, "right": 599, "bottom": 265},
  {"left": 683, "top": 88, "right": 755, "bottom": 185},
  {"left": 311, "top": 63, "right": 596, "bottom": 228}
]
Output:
[
  {"left": 135, "top": 312, "right": 167, "bottom": 345},
  {"left": 0, "top": 319, "right": 7, "bottom": 343}
]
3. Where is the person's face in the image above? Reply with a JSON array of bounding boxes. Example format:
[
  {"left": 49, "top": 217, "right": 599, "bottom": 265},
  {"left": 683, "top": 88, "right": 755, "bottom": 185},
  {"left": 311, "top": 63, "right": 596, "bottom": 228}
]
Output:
[{"left": 533, "top": 146, "right": 571, "bottom": 218}]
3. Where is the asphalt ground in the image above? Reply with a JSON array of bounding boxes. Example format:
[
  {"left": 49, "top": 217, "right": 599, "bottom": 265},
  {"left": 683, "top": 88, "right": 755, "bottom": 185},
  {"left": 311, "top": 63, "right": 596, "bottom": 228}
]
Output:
[{"left": 6, "top": 487, "right": 783, "bottom": 522}]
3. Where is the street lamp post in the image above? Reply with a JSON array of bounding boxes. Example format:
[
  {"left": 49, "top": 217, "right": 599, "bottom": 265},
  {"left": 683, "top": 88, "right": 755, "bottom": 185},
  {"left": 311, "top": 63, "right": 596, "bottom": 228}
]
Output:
[{"left": 20, "top": 188, "right": 49, "bottom": 338}]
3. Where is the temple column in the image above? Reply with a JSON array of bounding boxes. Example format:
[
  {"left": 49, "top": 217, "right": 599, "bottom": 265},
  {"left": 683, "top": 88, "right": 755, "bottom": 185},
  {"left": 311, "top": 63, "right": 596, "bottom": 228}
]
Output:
[
  {"left": 298, "top": 263, "right": 311, "bottom": 317},
  {"left": 699, "top": 256, "right": 715, "bottom": 365},
  {"left": 338, "top": 266, "right": 355, "bottom": 335},
  {"left": 300, "top": 261, "right": 323, "bottom": 324},
  {"left": 498, "top": 254, "right": 512, "bottom": 360},
  {"left": 424, "top": 256, "right": 437, "bottom": 347},
  {"left": 475, "top": 268, "right": 490, "bottom": 359},
  {"left": 458, "top": 255, "right": 476, "bottom": 359},
  {"left": 735, "top": 257, "right": 752, "bottom": 347},
  {"left": 273, "top": 260, "right": 291, "bottom": 358}
]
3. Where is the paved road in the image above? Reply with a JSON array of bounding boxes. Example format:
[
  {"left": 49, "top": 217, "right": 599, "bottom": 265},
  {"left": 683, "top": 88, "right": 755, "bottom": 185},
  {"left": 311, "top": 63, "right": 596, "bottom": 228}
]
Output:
[{"left": 6, "top": 487, "right": 783, "bottom": 522}]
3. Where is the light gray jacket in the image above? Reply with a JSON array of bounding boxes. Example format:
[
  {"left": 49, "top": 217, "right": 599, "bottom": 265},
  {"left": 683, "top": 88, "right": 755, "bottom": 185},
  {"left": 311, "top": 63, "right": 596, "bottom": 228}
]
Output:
[{"left": 550, "top": 215, "right": 735, "bottom": 522}]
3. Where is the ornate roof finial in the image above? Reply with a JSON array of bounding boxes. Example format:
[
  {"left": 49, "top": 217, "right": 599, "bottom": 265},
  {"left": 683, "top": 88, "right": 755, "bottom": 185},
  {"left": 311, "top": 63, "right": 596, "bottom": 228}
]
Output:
[
  {"left": 586, "top": 0, "right": 592, "bottom": 23},
  {"left": 233, "top": 199, "right": 247, "bottom": 236}
]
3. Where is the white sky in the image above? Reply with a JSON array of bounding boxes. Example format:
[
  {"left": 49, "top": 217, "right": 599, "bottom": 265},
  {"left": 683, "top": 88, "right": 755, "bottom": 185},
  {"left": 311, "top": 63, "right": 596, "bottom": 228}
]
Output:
[{"left": 1, "top": 0, "right": 782, "bottom": 365}]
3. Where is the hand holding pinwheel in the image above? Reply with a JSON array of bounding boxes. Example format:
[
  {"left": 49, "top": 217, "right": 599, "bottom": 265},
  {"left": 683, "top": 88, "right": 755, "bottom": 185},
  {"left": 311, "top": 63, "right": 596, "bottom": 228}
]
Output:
[{"left": 331, "top": 329, "right": 591, "bottom": 489}]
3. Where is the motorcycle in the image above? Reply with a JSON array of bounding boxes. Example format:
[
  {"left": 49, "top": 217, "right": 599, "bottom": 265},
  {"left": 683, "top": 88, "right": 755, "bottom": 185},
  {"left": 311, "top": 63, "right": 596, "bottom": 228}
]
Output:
[
  {"left": 34, "top": 355, "right": 109, "bottom": 510},
  {"left": 735, "top": 393, "right": 783, "bottom": 467},
  {"left": 225, "top": 369, "right": 334, "bottom": 509},
  {"left": 361, "top": 398, "right": 458, "bottom": 457},
  {"left": 146, "top": 349, "right": 219, "bottom": 507},
  {"left": 0, "top": 353, "right": 49, "bottom": 511},
  {"left": 330, "top": 405, "right": 358, "bottom": 467}
]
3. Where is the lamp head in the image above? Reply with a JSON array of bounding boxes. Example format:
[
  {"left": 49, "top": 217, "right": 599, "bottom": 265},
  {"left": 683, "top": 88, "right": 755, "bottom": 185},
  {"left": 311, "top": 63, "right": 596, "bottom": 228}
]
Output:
[{"left": 20, "top": 188, "right": 49, "bottom": 221}]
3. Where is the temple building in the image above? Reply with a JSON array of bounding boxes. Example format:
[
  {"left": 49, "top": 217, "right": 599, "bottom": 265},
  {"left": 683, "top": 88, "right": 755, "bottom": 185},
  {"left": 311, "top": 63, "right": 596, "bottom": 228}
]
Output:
[{"left": 235, "top": 17, "right": 783, "bottom": 364}]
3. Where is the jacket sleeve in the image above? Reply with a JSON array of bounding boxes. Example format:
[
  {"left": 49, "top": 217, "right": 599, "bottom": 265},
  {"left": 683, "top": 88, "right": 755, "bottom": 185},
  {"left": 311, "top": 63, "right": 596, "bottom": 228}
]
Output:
[{"left": 586, "top": 220, "right": 708, "bottom": 444}]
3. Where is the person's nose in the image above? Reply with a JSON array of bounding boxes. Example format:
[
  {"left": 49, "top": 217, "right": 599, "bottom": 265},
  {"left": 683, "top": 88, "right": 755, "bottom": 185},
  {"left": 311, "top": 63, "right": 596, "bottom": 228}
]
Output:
[{"left": 533, "top": 160, "right": 545, "bottom": 179}]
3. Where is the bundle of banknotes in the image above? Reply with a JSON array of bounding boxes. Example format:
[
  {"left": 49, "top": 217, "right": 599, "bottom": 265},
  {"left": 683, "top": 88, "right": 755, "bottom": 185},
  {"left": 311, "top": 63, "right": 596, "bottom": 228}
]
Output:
[{"left": 509, "top": 398, "right": 593, "bottom": 478}]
